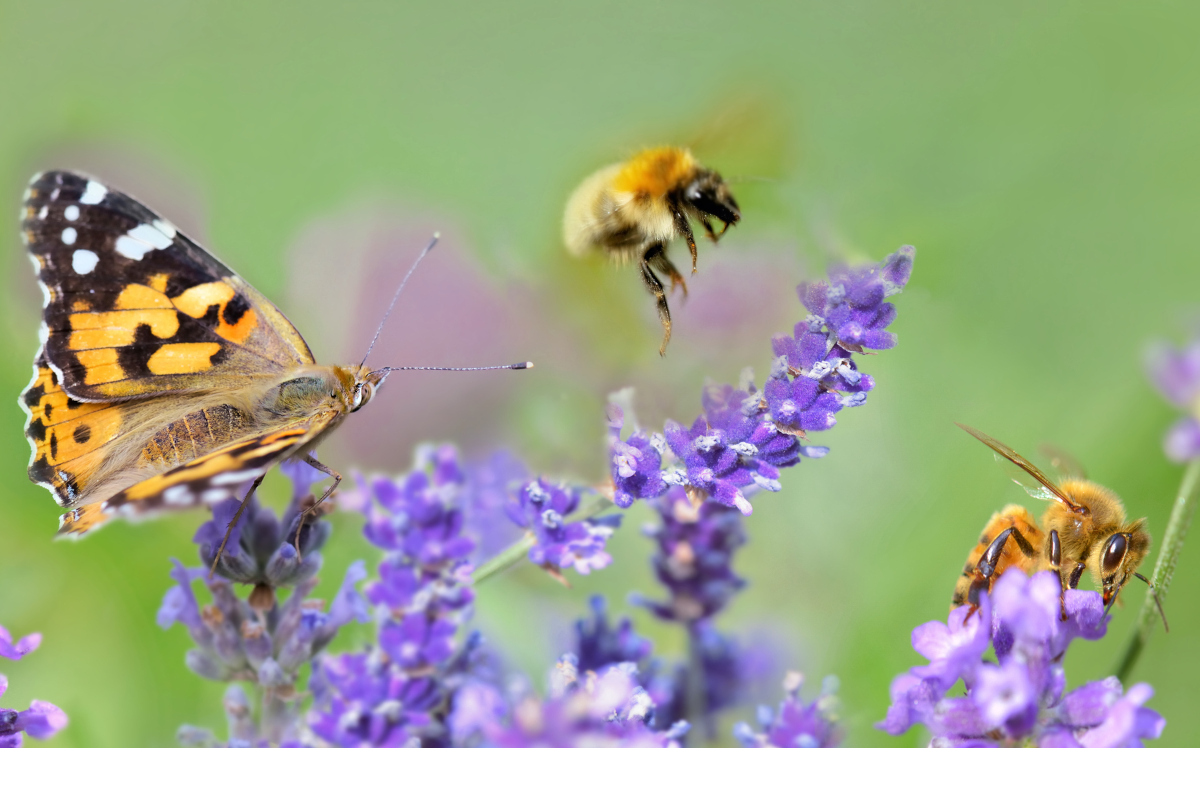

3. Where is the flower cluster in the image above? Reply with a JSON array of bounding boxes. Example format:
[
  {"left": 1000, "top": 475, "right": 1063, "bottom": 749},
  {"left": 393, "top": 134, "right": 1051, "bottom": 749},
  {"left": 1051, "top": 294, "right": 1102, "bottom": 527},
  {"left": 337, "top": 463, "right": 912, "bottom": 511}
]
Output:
[
  {"left": 1, "top": 624, "right": 67, "bottom": 748},
  {"left": 733, "top": 672, "right": 842, "bottom": 748},
  {"left": 1146, "top": 334, "right": 1200, "bottom": 462},
  {"left": 193, "top": 458, "right": 333, "bottom": 609},
  {"left": 308, "top": 445, "right": 479, "bottom": 746},
  {"left": 506, "top": 478, "right": 621, "bottom": 577},
  {"left": 449, "top": 656, "right": 687, "bottom": 747},
  {"left": 161, "top": 461, "right": 368, "bottom": 746},
  {"left": 608, "top": 245, "right": 914, "bottom": 514},
  {"left": 880, "top": 570, "right": 1165, "bottom": 747},
  {"left": 635, "top": 487, "right": 747, "bottom": 624}
]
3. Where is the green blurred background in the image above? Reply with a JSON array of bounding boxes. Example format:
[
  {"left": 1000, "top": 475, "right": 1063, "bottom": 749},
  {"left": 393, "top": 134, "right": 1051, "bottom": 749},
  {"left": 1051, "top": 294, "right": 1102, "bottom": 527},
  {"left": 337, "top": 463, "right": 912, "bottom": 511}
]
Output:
[{"left": 3, "top": 1, "right": 1200, "bottom": 746}]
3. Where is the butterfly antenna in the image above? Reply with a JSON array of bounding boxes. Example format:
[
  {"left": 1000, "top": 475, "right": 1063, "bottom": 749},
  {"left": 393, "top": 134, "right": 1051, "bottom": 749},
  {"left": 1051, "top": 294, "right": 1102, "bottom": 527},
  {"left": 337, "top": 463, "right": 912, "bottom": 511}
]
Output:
[
  {"left": 359, "top": 233, "right": 440, "bottom": 369},
  {"left": 367, "top": 363, "right": 534, "bottom": 380}
]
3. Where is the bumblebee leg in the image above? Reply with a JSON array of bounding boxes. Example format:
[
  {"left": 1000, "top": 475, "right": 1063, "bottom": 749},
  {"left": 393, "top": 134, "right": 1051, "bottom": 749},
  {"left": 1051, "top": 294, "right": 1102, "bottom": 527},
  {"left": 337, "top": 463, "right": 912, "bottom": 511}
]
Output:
[
  {"left": 209, "top": 474, "right": 266, "bottom": 579},
  {"left": 649, "top": 246, "right": 689, "bottom": 301},
  {"left": 673, "top": 209, "right": 698, "bottom": 273},
  {"left": 297, "top": 454, "right": 343, "bottom": 557},
  {"left": 640, "top": 244, "right": 672, "bottom": 356},
  {"left": 699, "top": 215, "right": 718, "bottom": 243}
]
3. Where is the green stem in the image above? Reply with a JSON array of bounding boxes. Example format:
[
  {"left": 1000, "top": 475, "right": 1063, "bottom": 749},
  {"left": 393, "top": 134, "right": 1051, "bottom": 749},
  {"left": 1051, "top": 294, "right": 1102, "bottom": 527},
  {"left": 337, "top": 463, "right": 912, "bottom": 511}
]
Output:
[
  {"left": 685, "top": 624, "right": 709, "bottom": 744},
  {"left": 471, "top": 531, "right": 535, "bottom": 586},
  {"left": 1114, "top": 457, "right": 1200, "bottom": 683}
]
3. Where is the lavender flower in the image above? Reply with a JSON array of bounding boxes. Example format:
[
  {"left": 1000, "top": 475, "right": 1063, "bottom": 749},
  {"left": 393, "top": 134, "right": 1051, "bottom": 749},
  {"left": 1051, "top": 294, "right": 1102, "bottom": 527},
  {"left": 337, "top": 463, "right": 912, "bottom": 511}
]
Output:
[
  {"left": 1, "top": 624, "right": 67, "bottom": 748},
  {"left": 194, "top": 454, "right": 332, "bottom": 608},
  {"left": 449, "top": 656, "right": 688, "bottom": 747},
  {"left": 507, "top": 478, "right": 620, "bottom": 576},
  {"left": 161, "top": 457, "right": 368, "bottom": 746},
  {"left": 574, "top": 595, "right": 653, "bottom": 673},
  {"left": 733, "top": 672, "right": 841, "bottom": 748},
  {"left": 607, "top": 245, "right": 914, "bottom": 514},
  {"left": 1146, "top": 336, "right": 1200, "bottom": 461},
  {"left": 634, "top": 487, "right": 747, "bottom": 624},
  {"left": 880, "top": 570, "right": 1164, "bottom": 747},
  {"left": 308, "top": 445, "right": 479, "bottom": 746}
]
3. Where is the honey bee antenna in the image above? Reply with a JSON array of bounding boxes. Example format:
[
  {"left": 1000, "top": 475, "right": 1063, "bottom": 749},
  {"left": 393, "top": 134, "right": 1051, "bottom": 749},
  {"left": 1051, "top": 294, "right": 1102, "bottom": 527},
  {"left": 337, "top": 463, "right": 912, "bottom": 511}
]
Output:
[
  {"left": 1133, "top": 572, "right": 1169, "bottom": 633},
  {"left": 367, "top": 362, "right": 534, "bottom": 380},
  {"left": 359, "top": 233, "right": 440, "bottom": 369}
]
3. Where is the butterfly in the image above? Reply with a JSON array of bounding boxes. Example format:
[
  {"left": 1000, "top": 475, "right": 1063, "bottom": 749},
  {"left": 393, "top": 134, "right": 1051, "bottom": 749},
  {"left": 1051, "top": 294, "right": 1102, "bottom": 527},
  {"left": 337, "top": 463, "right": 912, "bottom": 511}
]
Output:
[{"left": 19, "top": 170, "right": 530, "bottom": 543}]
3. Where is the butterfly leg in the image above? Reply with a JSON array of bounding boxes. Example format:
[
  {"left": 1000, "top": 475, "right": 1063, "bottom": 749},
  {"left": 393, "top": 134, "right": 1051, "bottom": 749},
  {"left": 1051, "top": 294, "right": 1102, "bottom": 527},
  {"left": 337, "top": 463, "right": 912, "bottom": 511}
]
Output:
[
  {"left": 298, "top": 454, "right": 342, "bottom": 557},
  {"left": 210, "top": 474, "right": 266, "bottom": 578}
]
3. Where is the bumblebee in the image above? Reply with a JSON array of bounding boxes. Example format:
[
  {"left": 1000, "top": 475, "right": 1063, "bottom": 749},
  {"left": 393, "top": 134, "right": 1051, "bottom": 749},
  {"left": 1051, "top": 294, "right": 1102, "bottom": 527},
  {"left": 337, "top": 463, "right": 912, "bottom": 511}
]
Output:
[{"left": 563, "top": 146, "right": 740, "bottom": 355}]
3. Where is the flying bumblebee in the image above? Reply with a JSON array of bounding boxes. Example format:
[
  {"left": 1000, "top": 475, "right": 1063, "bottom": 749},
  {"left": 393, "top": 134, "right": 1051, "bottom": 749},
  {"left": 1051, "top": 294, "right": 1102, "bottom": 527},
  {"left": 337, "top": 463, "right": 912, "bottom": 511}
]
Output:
[
  {"left": 952, "top": 424, "right": 1166, "bottom": 628},
  {"left": 563, "top": 146, "right": 741, "bottom": 355}
]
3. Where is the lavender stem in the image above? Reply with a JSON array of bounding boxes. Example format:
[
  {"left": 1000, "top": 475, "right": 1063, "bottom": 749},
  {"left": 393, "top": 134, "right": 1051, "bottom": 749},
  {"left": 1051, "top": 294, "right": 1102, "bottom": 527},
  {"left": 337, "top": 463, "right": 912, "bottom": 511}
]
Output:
[
  {"left": 472, "top": 531, "right": 536, "bottom": 586},
  {"left": 1114, "top": 456, "right": 1200, "bottom": 683}
]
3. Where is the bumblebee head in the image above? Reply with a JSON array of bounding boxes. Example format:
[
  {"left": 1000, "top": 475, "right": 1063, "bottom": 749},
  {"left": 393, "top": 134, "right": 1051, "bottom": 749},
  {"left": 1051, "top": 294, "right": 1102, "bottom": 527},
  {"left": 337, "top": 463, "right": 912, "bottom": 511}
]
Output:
[{"left": 683, "top": 170, "right": 741, "bottom": 229}]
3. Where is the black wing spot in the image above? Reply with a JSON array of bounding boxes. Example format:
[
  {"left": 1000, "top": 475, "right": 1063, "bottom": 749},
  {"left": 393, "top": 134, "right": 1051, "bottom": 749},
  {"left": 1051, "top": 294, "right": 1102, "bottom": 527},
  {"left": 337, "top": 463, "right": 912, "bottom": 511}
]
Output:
[
  {"left": 27, "top": 418, "right": 47, "bottom": 443},
  {"left": 23, "top": 382, "right": 46, "bottom": 409},
  {"left": 222, "top": 293, "right": 251, "bottom": 326},
  {"left": 66, "top": 397, "right": 81, "bottom": 410},
  {"left": 73, "top": 424, "right": 91, "bottom": 445},
  {"left": 49, "top": 431, "right": 58, "bottom": 460}
]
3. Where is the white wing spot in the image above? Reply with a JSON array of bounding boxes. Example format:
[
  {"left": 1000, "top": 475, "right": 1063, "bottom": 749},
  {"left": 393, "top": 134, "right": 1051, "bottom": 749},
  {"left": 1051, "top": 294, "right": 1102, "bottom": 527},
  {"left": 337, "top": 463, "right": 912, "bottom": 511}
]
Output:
[
  {"left": 163, "top": 486, "right": 194, "bottom": 506},
  {"left": 22, "top": 186, "right": 32, "bottom": 202},
  {"left": 28, "top": 253, "right": 42, "bottom": 275},
  {"left": 152, "top": 218, "right": 177, "bottom": 240},
  {"left": 72, "top": 249, "right": 99, "bottom": 274},
  {"left": 210, "top": 469, "right": 264, "bottom": 486},
  {"left": 38, "top": 206, "right": 49, "bottom": 220},
  {"left": 64, "top": 205, "right": 80, "bottom": 221},
  {"left": 61, "top": 227, "right": 77, "bottom": 245},
  {"left": 80, "top": 180, "right": 107, "bottom": 205},
  {"left": 115, "top": 223, "right": 174, "bottom": 261}
]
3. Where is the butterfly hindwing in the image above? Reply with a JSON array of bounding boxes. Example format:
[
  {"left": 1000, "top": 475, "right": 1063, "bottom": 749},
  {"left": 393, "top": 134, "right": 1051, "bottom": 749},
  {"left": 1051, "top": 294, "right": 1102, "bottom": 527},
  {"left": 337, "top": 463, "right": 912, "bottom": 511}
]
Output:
[
  {"left": 22, "top": 171, "right": 315, "bottom": 401},
  {"left": 56, "top": 424, "right": 319, "bottom": 539}
]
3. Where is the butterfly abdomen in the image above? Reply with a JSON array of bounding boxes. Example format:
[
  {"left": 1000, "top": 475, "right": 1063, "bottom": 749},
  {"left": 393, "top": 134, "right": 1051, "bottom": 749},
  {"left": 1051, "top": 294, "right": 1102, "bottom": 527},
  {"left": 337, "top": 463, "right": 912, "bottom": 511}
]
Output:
[{"left": 139, "top": 404, "right": 256, "bottom": 471}]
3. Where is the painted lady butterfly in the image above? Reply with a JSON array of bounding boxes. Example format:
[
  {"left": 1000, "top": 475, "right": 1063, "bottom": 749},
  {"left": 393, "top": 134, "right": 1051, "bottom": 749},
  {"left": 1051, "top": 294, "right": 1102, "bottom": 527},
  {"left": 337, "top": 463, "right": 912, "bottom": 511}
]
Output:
[{"left": 19, "top": 170, "right": 529, "bottom": 541}]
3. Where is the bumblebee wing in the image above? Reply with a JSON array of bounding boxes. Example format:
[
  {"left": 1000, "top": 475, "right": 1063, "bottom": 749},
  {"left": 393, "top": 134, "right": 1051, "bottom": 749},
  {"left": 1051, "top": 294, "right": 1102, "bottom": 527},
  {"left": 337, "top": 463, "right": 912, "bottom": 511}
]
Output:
[{"left": 956, "top": 423, "right": 1083, "bottom": 512}]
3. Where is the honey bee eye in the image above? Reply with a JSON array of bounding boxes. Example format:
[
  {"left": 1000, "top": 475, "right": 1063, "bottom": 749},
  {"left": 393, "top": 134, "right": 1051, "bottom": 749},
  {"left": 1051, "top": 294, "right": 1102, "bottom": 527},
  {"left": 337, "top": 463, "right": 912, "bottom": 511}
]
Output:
[{"left": 1102, "top": 534, "right": 1127, "bottom": 574}]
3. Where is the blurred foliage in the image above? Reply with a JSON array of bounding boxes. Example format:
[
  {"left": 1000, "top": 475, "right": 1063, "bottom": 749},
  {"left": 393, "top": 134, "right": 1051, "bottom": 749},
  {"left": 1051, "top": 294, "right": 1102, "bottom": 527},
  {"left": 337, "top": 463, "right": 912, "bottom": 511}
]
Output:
[{"left": 3, "top": 0, "right": 1200, "bottom": 746}]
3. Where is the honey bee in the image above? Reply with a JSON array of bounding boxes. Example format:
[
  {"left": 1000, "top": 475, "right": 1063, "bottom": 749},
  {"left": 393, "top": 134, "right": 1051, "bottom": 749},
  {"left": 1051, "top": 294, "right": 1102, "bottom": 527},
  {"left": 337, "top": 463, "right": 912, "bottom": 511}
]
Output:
[
  {"left": 563, "top": 146, "right": 741, "bottom": 355},
  {"left": 952, "top": 424, "right": 1166, "bottom": 628}
]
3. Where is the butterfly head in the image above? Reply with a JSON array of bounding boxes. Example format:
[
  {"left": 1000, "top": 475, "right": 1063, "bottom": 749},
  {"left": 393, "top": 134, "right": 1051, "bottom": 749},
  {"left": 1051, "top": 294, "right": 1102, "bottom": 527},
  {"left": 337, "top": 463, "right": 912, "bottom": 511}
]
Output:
[{"left": 348, "top": 365, "right": 387, "bottom": 413}]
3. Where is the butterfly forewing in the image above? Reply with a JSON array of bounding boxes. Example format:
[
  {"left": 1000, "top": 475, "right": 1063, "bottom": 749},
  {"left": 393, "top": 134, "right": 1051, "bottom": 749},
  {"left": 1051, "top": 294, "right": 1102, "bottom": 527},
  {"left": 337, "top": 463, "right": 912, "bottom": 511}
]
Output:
[{"left": 22, "top": 171, "right": 314, "bottom": 401}]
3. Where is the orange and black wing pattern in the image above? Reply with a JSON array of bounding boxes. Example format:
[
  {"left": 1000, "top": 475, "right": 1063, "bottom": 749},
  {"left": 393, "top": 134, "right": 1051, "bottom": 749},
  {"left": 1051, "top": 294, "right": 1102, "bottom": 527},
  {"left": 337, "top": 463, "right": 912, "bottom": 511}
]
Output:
[{"left": 21, "top": 170, "right": 314, "bottom": 402}]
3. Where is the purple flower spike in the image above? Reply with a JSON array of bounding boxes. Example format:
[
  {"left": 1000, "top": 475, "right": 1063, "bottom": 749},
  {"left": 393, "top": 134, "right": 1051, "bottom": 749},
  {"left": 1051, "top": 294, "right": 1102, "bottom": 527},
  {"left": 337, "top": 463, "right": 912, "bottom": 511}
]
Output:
[
  {"left": 604, "top": 246, "right": 914, "bottom": 515},
  {"left": 880, "top": 570, "right": 1163, "bottom": 747},
  {"left": 1, "top": 622, "right": 67, "bottom": 747},
  {"left": 1146, "top": 336, "right": 1200, "bottom": 462},
  {"left": 0, "top": 625, "right": 42, "bottom": 661},
  {"left": 508, "top": 478, "right": 619, "bottom": 576},
  {"left": 734, "top": 672, "right": 841, "bottom": 748},
  {"left": 635, "top": 488, "right": 747, "bottom": 624},
  {"left": 451, "top": 657, "right": 686, "bottom": 747}
]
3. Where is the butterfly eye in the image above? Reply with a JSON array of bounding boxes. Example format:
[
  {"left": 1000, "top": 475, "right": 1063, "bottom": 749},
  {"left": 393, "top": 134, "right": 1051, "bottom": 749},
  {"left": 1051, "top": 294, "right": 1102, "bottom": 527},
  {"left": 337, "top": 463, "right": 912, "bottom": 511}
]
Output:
[{"left": 1102, "top": 534, "right": 1127, "bottom": 574}]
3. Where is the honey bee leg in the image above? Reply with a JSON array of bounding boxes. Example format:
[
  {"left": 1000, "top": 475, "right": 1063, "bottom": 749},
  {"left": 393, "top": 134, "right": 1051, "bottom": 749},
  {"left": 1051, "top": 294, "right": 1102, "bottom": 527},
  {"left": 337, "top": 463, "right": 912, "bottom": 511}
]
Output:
[
  {"left": 640, "top": 245, "right": 672, "bottom": 356},
  {"left": 673, "top": 210, "right": 698, "bottom": 273},
  {"left": 1048, "top": 529, "right": 1067, "bottom": 620},
  {"left": 978, "top": 526, "right": 1029, "bottom": 579},
  {"left": 297, "top": 454, "right": 343, "bottom": 558},
  {"left": 209, "top": 474, "right": 266, "bottom": 579},
  {"left": 1067, "top": 562, "right": 1086, "bottom": 590}
]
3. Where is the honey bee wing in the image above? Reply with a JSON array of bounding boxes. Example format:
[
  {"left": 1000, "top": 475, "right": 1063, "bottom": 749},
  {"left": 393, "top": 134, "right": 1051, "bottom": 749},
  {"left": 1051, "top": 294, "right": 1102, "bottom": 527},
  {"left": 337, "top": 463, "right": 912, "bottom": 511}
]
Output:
[
  {"left": 1038, "top": 443, "right": 1088, "bottom": 480},
  {"left": 956, "top": 423, "right": 1082, "bottom": 511}
]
